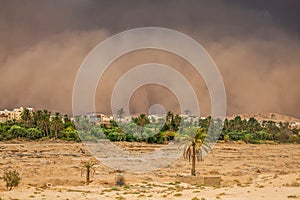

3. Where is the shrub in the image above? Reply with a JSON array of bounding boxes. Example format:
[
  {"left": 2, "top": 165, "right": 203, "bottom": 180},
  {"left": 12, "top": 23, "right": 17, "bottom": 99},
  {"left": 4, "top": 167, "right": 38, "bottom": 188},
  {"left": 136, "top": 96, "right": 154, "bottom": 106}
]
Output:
[
  {"left": 228, "top": 131, "right": 244, "bottom": 141},
  {"left": 115, "top": 174, "right": 125, "bottom": 186},
  {"left": 2, "top": 170, "right": 21, "bottom": 190},
  {"left": 254, "top": 131, "right": 272, "bottom": 140},
  {"left": 154, "top": 133, "right": 166, "bottom": 144},
  {"left": 278, "top": 130, "right": 290, "bottom": 143},
  {"left": 27, "top": 128, "right": 42, "bottom": 140},
  {"left": 243, "top": 134, "right": 253, "bottom": 143},
  {"left": 0, "top": 131, "right": 14, "bottom": 141},
  {"left": 8, "top": 125, "right": 27, "bottom": 138},
  {"left": 78, "top": 130, "right": 96, "bottom": 142},
  {"left": 288, "top": 134, "right": 300, "bottom": 143},
  {"left": 89, "top": 125, "right": 106, "bottom": 139},
  {"left": 173, "top": 193, "right": 183, "bottom": 197},
  {"left": 62, "top": 126, "right": 80, "bottom": 141},
  {"left": 107, "top": 132, "right": 126, "bottom": 141},
  {"left": 147, "top": 136, "right": 156, "bottom": 143},
  {"left": 125, "top": 133, "right": 136, "bottom": 142},
  {"left": 165, "top": 131, "right": 177, "bottom": 140},
  {"left": 223, "top": 135, "right": 230, "bottom": 142}
]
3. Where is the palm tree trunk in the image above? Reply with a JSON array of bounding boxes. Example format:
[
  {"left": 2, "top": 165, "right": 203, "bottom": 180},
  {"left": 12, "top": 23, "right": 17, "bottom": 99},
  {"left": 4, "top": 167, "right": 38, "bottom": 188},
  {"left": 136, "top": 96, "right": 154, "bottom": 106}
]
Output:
[
  {"left": 45, "top": 125, "right": 48, "bottom": 137},
  {"left": 86, "top": 168, "right": 90, "bottom": 185},
  {"left": 191, "top": 143, "right": 196, "bottom": 176}
]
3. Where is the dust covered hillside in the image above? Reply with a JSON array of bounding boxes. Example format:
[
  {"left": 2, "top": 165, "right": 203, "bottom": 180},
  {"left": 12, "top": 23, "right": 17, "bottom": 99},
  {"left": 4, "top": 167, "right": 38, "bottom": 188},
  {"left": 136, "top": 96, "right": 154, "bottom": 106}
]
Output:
[{"left": 227, "top": 113, "right": 300, "bottom": 124}]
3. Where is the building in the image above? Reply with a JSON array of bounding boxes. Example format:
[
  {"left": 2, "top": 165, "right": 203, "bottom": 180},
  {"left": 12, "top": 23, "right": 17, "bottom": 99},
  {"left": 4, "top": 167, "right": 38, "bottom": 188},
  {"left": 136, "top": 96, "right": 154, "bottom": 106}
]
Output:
[
  {"left": 0, "top": 112, "right": 8, "bottom": 122},
  {"left": 85, "top": 112, "right": 113, "bottom": 126},
  {"left": 0, "top": 107, "right": 34, "bottom": 122}
]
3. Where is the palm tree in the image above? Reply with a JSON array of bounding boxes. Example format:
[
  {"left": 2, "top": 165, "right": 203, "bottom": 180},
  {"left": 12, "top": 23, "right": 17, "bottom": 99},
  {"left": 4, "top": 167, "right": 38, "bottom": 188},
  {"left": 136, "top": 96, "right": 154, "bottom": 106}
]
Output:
[
  {"left": 32, "top": 110, "right": 42, "bottom": 126},
  {"left": 132, "top": 114, "right": 150, "bottom": 127},
  {"left": 50, "top": 112, "right": 64, "bottom": 138},
  {"left": 173, "top": 114, "right": 182, "bottom": 131},
  {"left": 81, "top": 161, "right": 96, "bottom": 185},
  {"left": 182, "top": 127, "right": 207, "bottom": 176},
  {"left": 37, "top": 110, "right": 51, "bottom": 137},
  {"left": 166, "top": 111, "right": 173, "bottom": 124},
  {"left": 21, "top": 108, "right": 32, "bottom": 127},
  {"left": 116, "top": 108, "right": 125, "bottom": 122}
]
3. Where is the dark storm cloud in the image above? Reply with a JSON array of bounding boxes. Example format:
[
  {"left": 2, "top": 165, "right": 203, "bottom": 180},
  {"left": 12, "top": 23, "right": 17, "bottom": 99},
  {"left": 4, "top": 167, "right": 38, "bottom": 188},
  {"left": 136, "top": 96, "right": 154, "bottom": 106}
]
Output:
[{"left": 0, "top": 0, "right": 299, "bottom": 118}]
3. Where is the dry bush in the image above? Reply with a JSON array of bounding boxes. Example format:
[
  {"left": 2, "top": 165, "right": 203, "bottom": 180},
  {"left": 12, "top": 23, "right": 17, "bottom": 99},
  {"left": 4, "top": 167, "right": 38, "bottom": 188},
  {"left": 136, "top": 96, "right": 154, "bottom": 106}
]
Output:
[
  {"left": 115, "top": 174, "right": 125, "bottom": 186},
  {"left": 1, "top": 169, "right": 21, "bottom": 191}
]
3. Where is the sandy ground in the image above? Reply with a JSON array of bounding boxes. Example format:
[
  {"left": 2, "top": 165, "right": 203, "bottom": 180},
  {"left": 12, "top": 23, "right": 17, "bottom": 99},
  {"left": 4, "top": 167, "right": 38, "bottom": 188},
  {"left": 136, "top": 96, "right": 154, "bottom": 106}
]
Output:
[{"left": 0, "top": 140, "right": 299, "bottom": 199}]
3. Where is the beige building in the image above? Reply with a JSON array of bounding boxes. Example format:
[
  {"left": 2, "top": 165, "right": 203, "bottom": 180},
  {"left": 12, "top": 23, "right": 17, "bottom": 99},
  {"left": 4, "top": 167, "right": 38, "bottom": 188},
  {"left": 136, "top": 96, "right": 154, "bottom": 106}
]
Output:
[
  {"left": 0, "top": 107, "right": 34, "bottom": 121},
  {"left": 0, "top": 112, "right": 8, "bottom": 123}
]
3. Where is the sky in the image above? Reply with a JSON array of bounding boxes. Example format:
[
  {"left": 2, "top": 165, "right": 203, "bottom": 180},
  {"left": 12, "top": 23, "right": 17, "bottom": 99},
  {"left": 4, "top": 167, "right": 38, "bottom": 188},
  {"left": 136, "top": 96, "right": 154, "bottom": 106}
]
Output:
[{"left": 0, "top": 0, "right": 299, "bottom": 118}]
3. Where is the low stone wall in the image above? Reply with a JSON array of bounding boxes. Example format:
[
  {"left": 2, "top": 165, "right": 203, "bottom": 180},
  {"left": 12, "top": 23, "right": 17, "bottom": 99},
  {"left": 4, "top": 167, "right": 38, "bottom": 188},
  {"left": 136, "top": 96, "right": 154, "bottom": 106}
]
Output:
[{"left": 176, "top": 175, "right": 221, "bottom": 186}]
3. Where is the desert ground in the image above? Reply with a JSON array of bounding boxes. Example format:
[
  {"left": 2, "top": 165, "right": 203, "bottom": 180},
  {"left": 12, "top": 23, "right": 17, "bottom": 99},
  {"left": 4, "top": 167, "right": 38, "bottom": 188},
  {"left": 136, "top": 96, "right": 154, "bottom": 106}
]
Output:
[{"left": 0, "top": 140, "right": 299, "bottom": 200}]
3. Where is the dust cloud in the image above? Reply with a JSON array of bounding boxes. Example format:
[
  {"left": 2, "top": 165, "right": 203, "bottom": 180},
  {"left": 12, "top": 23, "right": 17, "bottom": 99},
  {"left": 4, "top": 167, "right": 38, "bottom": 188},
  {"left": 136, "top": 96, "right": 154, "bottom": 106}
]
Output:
[{"left": 0, "top": 1, "right": 299, "bottom": 118}]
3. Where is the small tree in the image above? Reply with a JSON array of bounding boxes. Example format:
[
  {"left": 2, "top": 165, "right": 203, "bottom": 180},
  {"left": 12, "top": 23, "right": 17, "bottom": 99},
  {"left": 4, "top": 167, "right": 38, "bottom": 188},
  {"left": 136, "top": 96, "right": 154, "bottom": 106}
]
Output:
[
  {"left": 182, "top": 127, "right": 206, "bottom": 176},
  {"left": 81, "top": 161, "right": 95, "bottom": 185},
  {"left": 1, "top": 170, "right": 21, "bottom": 191}
]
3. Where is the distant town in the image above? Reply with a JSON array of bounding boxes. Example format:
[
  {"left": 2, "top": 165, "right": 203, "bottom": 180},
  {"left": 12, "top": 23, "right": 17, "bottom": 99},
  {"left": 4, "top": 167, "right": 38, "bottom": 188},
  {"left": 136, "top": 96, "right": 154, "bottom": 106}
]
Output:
[
  {"left": 0, "top": 106, "right": 299, "bottom": 129},
  {"left": 0, "top": 107, "right": 35, "bottom": 122}
]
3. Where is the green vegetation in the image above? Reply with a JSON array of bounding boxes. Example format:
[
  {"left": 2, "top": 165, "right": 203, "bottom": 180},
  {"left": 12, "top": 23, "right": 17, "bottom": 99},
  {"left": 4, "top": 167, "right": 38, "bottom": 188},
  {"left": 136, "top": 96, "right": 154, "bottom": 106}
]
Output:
[
  {"left": 0, "top": 109, "right": 79, "bottom": 141},
  {"left": 182, "top": 127, "right": 207, "bottom": 176},
  {"left": 1, "top": 169, "right": 21, "bottom": 191},
  {"left": 72, "top": 111, "right": 182, "bottom": 144},
  {"left": 219, "top": 116, "right": 300, "bottom": 144},
  {"left": 115, "top": 174, "right": 125, "bottom": 186},
  {"left": 0, "top": 109, "right": 299, "bottom": 144},
  {"left": 81, "top": 161, "right": 96, "bottom": 185}
]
